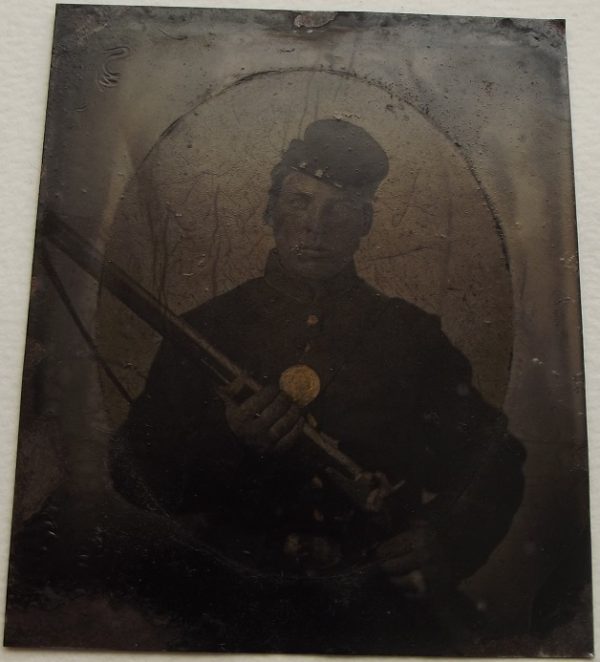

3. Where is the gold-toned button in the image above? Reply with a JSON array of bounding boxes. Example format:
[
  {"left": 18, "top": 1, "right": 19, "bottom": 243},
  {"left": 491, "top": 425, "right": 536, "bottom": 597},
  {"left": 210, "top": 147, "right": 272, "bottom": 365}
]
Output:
[
  {"left": 279, "top": 364, "right": 321, "bottom": 407},
  {"left": 306, "top": 314, "right": 319, "bottom": 326}
]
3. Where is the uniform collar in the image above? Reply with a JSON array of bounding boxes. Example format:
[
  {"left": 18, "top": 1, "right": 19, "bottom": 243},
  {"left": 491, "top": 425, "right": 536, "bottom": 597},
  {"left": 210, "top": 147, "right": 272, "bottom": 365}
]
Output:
[{"left": 264, "top": 250, "right": 360, "bottom": 303}]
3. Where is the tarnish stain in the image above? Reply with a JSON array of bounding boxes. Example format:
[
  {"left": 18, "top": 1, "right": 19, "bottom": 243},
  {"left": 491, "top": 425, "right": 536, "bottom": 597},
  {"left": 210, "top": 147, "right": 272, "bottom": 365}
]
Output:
[
  {"left": 158, "top": 27, "right": 188, "bottom": 40},
  {"left": 294, "top": 12, "right": 337, "bottom": 30},
  {"left": 97, "top": 46, "right": 130, "bottom": 91}
]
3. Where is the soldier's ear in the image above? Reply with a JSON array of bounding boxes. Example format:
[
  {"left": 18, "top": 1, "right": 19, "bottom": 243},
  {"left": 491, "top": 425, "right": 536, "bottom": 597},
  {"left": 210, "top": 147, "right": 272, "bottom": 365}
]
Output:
[
  {"left": 264, "top": 164, "right": 287, "bottom": 228},
  {"left": 264, "top": 193, "right": 276, "bottom": 227},
  {"left": 361, "top": 203, "right": 374, "bottom": 236}
]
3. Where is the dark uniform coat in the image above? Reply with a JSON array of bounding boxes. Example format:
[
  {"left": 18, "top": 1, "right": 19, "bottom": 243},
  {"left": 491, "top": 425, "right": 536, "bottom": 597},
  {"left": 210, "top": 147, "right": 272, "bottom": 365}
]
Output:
[{"left": 110, "top": 250, "right": 525, "bottom": 653}]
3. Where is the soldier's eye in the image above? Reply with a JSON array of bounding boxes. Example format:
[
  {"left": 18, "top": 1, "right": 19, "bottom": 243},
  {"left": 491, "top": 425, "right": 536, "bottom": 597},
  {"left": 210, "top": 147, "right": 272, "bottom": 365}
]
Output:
[
  {"left": 327, "top": 201, "right": 359, "bottom": 222},
  {"left": 285, "top": 193, "right": 311, "bottom": 210}
]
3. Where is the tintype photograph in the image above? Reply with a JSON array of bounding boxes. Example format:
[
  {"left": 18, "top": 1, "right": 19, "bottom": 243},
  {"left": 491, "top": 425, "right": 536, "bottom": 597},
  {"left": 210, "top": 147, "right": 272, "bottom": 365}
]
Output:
[{"left": 3, "top": 5, "right": 593, "bottom": 656}]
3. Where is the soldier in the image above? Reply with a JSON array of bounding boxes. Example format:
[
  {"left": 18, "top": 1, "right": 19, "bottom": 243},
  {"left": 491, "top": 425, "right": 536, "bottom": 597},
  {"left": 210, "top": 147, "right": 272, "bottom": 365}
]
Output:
[{"left": 110, "top": 119, "right": 525, "bottom": 653}]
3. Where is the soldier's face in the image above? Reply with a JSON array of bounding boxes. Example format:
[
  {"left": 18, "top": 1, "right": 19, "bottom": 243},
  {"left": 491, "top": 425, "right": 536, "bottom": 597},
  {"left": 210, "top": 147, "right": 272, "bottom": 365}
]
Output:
[{"left": 271, "top": 170, "right": 371, "bottom": 281}]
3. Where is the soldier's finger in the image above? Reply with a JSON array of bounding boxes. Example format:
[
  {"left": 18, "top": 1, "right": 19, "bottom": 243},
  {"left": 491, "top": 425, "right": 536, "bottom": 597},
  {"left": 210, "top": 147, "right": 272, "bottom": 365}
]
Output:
[
  {"left": 249, "top": 391, "right": 294, "bottom": 433},
  {"left": 389, "top": 574, "right": 418, "bottom": 591},
  {"left": 216, "top": 385, "right": 234, "bottom": 404},
  {"left": 389, "top": 571, "right": 427, "bottom": 596},
  {"left": 376, "top": 534, "right": 414, "bottom": 560},
  {"left": 379, "top": 551, "right": 420, "bottom": 577},
  {"left": 272, "top": 415, "right": 304, "bottom": 454},
  {"left": 238, "top": 385, "right": 280, "bottom": 421},
  {"left": 269, "top": 402, "right": 301, "bottom": 441}
]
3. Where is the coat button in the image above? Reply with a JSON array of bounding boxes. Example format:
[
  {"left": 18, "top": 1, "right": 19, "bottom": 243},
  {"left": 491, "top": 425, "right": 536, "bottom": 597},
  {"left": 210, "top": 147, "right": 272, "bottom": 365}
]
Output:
[{"left": 306, "top": 314, "right": 319, "bottom": 326}]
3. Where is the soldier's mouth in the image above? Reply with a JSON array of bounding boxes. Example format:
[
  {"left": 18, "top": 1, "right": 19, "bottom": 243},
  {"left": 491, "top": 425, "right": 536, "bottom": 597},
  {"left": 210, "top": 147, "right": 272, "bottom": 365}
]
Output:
[{"left": 294, "top": 246, "right": 333, "bottom": 259}]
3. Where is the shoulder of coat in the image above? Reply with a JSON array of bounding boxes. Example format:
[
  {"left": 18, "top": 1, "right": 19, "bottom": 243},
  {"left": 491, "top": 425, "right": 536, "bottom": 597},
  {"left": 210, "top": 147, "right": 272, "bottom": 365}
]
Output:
[{"left": 181, "top": 277, "right": 266, "bottom": 327}]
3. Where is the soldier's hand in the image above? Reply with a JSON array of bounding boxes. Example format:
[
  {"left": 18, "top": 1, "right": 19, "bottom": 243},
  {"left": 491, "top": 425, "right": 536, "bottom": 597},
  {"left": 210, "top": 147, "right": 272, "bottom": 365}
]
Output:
[
  {"left": 223, "top": 384, "right": 304, "bottom": 455},
  {"left": 375, "top": 520, "right": 441, "bottom": 588}
]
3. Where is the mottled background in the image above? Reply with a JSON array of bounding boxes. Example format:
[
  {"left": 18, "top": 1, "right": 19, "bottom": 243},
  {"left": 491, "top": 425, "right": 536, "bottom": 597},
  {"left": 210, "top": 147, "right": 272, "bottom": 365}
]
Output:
[
  {"left": 100, "top": 67, "right": 513, "bottom": 424},
  {"left": 4, "top": 5, "right": 592, "bottom": 654}
]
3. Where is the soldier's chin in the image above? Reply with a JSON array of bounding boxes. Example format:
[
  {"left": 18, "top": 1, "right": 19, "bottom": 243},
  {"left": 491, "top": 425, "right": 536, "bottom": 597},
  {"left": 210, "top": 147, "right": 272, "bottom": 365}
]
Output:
[{"left": 286, "top": 255, "right": 343, "bottom": 281}]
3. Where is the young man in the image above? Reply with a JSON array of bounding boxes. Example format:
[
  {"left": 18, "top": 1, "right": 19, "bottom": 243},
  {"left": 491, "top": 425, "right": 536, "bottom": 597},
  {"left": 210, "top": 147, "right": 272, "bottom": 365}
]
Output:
[{"left": 111, "top": 119, "right": 525, "bottom": 653}]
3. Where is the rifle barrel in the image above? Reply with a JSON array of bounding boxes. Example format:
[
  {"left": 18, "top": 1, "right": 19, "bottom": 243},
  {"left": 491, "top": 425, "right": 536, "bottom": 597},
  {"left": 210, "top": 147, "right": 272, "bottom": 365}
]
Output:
[
  {"left": 42, "top": 212, "right": 245, "bottom": 387},
  {"left": 40, "top": 212, "right": 365, "bottom": 484}
]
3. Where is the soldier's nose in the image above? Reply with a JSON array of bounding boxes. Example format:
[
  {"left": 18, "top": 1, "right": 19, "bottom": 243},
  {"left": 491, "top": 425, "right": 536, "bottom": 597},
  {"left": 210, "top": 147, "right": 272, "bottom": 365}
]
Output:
[
  {"left": 302, "top": 213, "right": 324, "bottom": 237},
  {"left": 311, "top": 206, "right": 330, "bottom": 233}
]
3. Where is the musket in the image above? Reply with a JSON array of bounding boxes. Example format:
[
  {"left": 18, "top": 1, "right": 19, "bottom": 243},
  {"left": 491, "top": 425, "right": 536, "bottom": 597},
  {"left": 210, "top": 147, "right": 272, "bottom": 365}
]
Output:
[
  {"left": 40, "top": 211, "right": 395, "bottom": 518},
  {"left": 39, "top": 212, "right": 500, "bottom": 643}
]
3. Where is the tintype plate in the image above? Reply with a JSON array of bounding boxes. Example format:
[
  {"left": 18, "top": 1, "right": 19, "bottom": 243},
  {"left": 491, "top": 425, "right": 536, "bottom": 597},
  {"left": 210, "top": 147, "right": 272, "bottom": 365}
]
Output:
[{"left": 3, "top": 5, "right": 593, "bottom": 656}]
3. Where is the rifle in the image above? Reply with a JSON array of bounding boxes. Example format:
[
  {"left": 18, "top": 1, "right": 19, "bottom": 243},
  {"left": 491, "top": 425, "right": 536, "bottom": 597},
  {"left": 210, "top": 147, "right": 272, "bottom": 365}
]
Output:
[
  {"left": 40, "top": 211, "right": 397, "bottom": 521},
  {"left": 39, "top": 212, "right": 498, "bottom": 648}
]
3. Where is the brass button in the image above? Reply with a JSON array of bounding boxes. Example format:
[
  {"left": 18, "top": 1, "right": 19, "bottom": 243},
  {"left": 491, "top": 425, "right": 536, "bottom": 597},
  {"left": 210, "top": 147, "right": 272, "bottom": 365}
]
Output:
[{"left": 306, "top": 314, "right": 319, "bottom": 326}]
